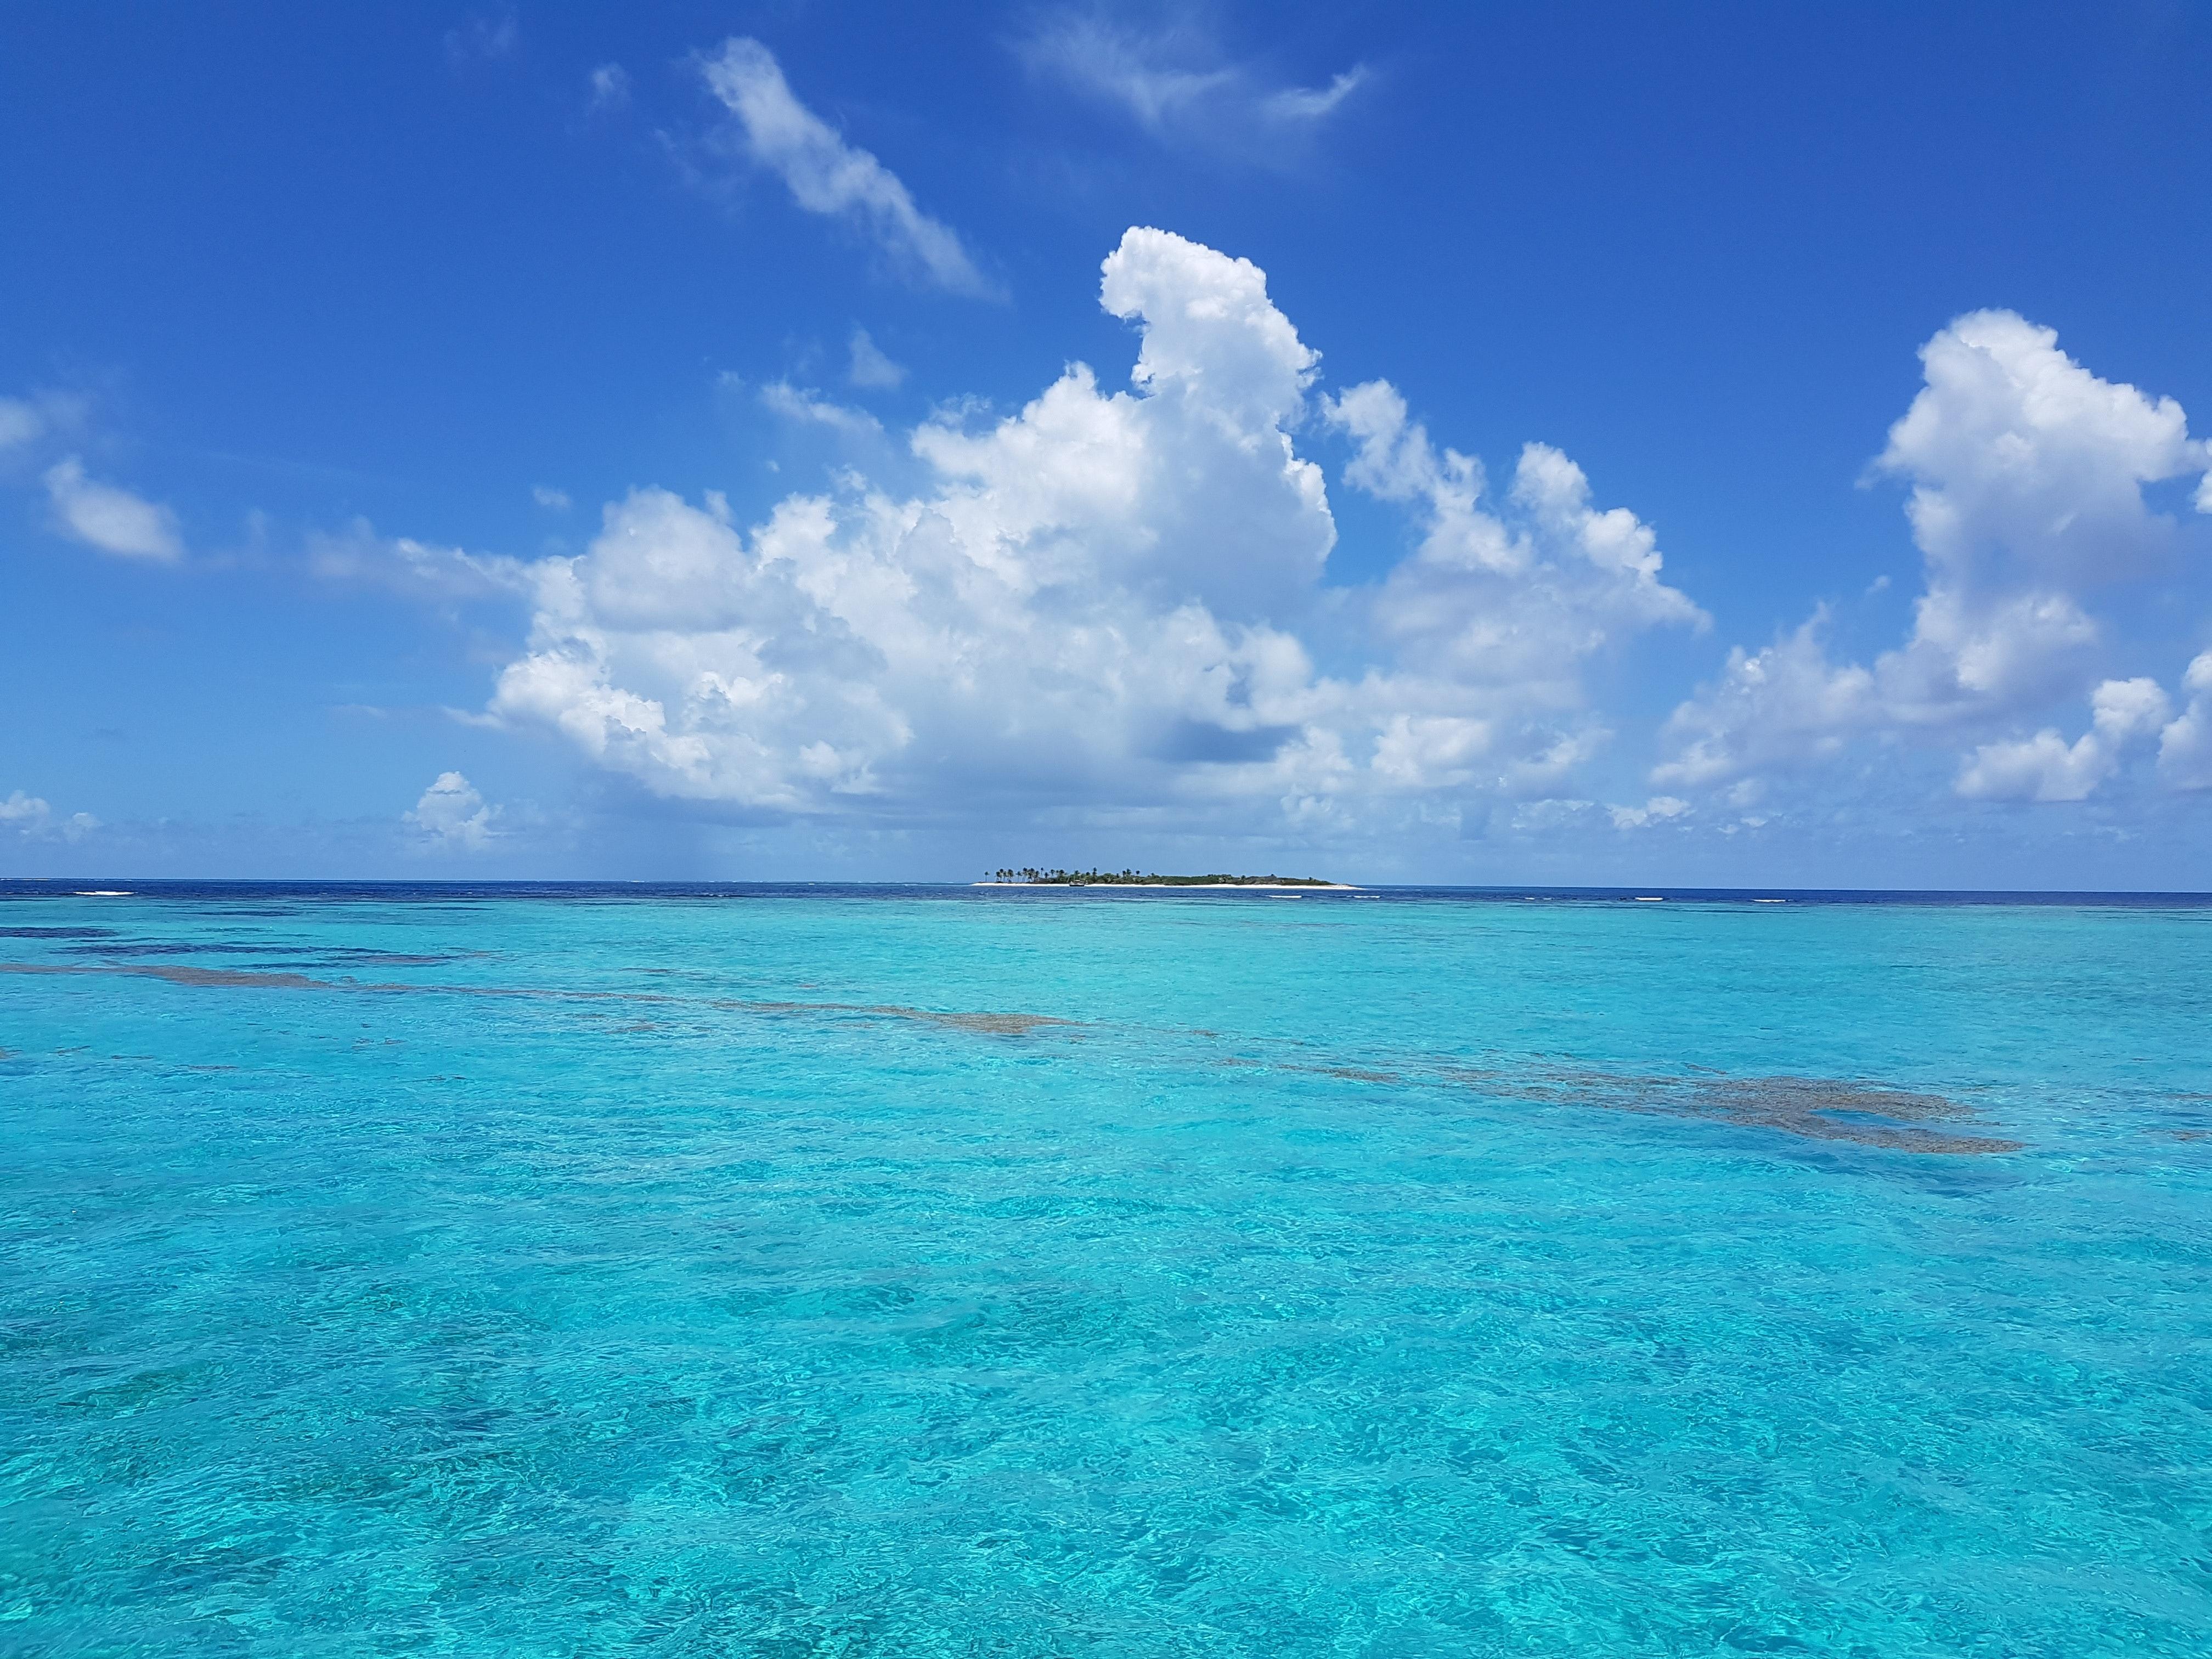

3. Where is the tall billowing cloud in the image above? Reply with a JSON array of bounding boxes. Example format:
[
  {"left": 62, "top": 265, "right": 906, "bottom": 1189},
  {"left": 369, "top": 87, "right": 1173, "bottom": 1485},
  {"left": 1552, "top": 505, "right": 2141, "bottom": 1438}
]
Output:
[
  {"left": 701, "top": 39, "right": 1000, "bottom": 300},
  {"left": 405, "top": 772, "right": 501, "bottom": 850},
  {"left": 1657, "top": 311, "right": 2212, "bottom": 804},
  {"left": 487, "top": 228, "right": 1700, "bottom": 834}
]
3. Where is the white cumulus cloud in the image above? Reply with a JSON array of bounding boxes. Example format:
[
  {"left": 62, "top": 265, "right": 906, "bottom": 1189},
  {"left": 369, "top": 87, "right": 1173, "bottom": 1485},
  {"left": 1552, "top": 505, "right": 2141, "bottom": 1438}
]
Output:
[
  {"left": 1880, "top": 311, "right": 2203, "bottom": 586},
  {"left": 483, "top": 227, "right": 1701, "bottom": 835},
  {"left": 405, "top": 772, "right": 501, "bottom": 850},
  {"left": 1326, "top": 381, "right": 1706, "bottom": 706},
  {"left": 1955, "top": 676, "right": 2171, "bottom": 802},
  {"left": 1609, "top": 795, "right": 1690, "bottom": 831},
  {"left": 699, "top": 38, "right": 998, "bottom": 300},
  {"left": 2, "top": 790, "right": 98, "bottom": 842},
  {"left": 43, "top": 457, "right": 182, "bottom": 561},
  {"left": 1657, "top": 311, "right": 2210, "bottom": 800},
  {"left": 2157, "top": 651, "right": 2212, "bottom": 790}
]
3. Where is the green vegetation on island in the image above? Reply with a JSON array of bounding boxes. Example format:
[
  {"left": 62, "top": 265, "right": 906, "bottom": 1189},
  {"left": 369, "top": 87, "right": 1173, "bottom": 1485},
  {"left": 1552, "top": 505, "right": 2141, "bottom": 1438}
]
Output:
[{"left": 985, "top": 867, "right": 1341, "bottom": 887}]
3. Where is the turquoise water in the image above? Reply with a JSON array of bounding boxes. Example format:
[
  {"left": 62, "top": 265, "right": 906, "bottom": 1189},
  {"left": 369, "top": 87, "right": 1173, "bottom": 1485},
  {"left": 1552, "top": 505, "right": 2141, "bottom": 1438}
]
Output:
[{"left": 2, "top": 882, "right": 2209, "bottom": 1656}]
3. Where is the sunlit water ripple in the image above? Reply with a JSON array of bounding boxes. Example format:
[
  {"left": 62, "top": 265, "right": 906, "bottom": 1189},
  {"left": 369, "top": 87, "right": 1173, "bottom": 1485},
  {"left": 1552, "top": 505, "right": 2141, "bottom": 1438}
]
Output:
[{"left": 2, "top": 882, "right": 2208, "bottom": 1655}]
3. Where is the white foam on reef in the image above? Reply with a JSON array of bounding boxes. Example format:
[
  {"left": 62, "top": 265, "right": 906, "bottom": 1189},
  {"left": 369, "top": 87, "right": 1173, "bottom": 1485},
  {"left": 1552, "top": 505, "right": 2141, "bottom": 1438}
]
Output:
[
  {"left": 1634, "top": 896, "right": 1665, "bottom": 902},
  {"left": 74, "top": 890, "right": 132, "bottom": 897}
]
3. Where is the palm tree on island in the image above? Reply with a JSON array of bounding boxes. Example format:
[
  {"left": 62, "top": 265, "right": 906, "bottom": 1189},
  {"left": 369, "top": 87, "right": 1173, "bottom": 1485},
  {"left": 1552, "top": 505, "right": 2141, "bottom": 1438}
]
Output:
[{"left": 980, "top": 867, "right": 1346, "bottom": 888}]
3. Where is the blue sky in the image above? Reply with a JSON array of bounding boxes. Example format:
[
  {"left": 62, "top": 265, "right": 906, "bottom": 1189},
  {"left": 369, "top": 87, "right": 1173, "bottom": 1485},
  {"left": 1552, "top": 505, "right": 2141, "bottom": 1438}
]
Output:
[{"left": 5, "top": 2, "right": 2210, "bottom": 885}]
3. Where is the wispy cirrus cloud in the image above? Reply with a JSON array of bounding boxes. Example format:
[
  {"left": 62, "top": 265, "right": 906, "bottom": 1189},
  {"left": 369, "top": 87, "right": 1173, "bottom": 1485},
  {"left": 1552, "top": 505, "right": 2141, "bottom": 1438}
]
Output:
[
  {"left": 586, "top": 63, "right": 630, "bottom": 111},
  {"left": 1019, "top": 11, "right": 1367, "bottom": 161},
  {"left": 307, "top": 518, "right": 529, "bottom": 600},
  {"left": 698, "top": 38, "right": 1001, "bottom": 300},
  {"left": 43, "top": 456, "right": 183, "bottom": 561},
  {"left": 0, "top": 397, "right": 46, "bottom": 451},
  {"left": 444, "top": 11, "right": 516, "bottom": 67},
  {"left": 847, "top": 327, "right": 906, "bottom": 390},
  {"left": 758, "top": 379, "right": 884, "bottom": 440}
]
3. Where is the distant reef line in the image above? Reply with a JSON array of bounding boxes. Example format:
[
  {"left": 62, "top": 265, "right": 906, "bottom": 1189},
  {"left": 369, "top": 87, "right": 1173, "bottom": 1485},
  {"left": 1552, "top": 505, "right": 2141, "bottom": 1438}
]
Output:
[{"left": 979, "top": 868, "right": 1353, "bottom": 889}]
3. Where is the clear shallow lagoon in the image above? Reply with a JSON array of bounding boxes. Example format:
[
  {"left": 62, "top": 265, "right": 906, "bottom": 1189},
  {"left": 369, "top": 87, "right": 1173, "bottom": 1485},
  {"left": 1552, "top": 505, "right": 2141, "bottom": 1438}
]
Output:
[{"left": 2, "top": 881, "right": 2208, "bottom": 1656}]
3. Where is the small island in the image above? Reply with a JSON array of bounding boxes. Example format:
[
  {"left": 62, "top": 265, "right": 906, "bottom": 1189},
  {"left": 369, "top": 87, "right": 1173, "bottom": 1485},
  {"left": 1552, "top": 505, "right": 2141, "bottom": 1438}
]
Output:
[{"left": 979, "top": 867, "right": 1354, "bottom": 888}]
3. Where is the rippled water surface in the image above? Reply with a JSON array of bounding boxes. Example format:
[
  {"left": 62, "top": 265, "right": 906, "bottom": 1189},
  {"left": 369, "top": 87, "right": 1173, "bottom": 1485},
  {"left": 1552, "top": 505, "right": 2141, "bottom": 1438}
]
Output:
[{"left": 2, "top": 882, "right": 2209, "bottom": 1656}]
